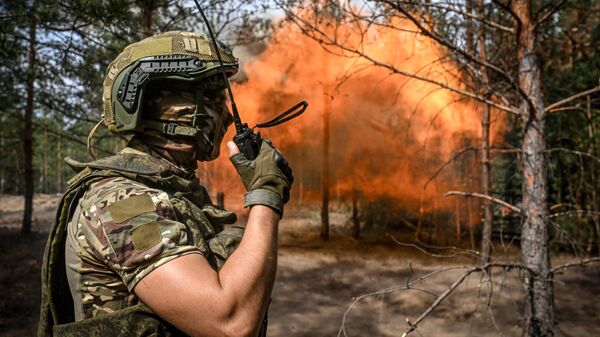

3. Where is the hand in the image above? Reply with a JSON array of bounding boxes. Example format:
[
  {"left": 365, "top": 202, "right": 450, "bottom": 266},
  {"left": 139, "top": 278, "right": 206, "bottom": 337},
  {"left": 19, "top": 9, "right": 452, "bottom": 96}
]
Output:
[{"left": 228, "top": 139, "right": 293, "bottom": 215}]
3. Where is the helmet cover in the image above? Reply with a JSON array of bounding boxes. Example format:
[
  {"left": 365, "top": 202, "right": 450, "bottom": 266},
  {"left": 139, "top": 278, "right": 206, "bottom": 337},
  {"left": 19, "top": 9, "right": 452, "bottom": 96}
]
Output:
[
  {"left": 102, "top": 31, "right": 238, "bottom": 134},
  {"left": 102, "top": 31, "right": 238, "bottom": 161}
]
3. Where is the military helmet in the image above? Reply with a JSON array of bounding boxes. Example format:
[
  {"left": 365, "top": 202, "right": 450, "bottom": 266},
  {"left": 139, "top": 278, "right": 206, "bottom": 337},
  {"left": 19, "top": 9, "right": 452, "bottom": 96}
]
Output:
[{"left": 102, "top": 31, "right": 238, "bottom": 136}]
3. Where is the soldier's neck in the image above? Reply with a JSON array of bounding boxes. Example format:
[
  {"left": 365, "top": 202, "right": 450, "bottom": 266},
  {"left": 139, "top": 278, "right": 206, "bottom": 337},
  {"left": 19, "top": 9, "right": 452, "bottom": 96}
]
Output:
[{"left": 127, "top": 136, "right": 197, "bottom": 178}]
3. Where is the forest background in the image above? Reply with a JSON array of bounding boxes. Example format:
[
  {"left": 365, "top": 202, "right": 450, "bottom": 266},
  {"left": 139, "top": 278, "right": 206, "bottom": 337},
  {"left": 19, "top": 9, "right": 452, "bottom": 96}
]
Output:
[{"left": 0, "top": 0, "right": 599, "bottom": 337}]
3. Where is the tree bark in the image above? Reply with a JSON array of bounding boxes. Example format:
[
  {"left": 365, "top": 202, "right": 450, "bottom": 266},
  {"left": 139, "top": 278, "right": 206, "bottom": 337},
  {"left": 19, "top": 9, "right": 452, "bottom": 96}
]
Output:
[
  {"left": 455, "top": 199, "right": 461, "bottom": 244},
  {"left": 138, "top": 0, "right": 157, "bottom": 37},
  {"left": 585, "top": 94, "right": 600, "bottom": 254},
  {"left": 22, "top": 2, "right": 36, "bottom": 235},
  {"left": 321, "top": 85, "right": 330, "bottom": 241},
  {"left": 352, "top": 190, "right": 360, "bottom": 239},
  {"left": 513, "top": 0, "right": 554, "bottom": 335},
  {"left": 465, "top": 0, "right": 474, "bottom": 56},
  {"left": 477, "top": 0, "right": 494, "bottom": 263},
  {"left": 42, "top": 129, "right": 49, "bottom": 194},
  {"left": 0, "top": 133, "right": 4, "bottom": 193},
  {"left": 56, "top": 134, "right": 62, "bottom": 193}
]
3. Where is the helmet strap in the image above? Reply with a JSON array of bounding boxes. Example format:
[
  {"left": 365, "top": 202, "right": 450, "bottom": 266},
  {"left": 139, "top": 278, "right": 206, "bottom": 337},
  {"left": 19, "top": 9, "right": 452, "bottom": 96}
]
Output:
[{"left": 140, "top": 120, "right": 198, "bottom": 138}]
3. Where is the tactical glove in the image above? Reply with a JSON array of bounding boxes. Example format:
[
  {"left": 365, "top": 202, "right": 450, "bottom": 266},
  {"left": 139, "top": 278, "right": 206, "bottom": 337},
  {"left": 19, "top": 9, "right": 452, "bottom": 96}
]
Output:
[{"left": 229, "top": 139, "right": 293, "bottom": 216}]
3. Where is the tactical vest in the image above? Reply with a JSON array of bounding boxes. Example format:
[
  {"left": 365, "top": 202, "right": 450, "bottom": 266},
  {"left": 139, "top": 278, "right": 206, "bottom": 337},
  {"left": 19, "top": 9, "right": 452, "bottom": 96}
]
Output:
[{"left": 38, "top": 150, "right": 244, "bottom": 337}]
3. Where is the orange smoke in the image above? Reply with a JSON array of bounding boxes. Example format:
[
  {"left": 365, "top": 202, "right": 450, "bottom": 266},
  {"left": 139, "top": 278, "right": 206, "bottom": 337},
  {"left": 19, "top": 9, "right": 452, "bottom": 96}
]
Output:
[{"left": 199, "top": 12, "right": 504, "bottom": 224}]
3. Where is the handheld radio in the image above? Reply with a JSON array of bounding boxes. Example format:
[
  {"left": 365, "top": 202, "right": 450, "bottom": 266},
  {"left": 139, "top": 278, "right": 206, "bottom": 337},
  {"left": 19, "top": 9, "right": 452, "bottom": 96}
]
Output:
[{"left": 193, "top": 0, "right": 307, "bottom": 160}]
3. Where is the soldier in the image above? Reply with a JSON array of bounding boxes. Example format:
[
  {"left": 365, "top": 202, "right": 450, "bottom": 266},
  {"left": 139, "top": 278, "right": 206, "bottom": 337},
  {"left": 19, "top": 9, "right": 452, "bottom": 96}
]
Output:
[{"left": 38, "top": 31, "right": 292, "bottom": 337}]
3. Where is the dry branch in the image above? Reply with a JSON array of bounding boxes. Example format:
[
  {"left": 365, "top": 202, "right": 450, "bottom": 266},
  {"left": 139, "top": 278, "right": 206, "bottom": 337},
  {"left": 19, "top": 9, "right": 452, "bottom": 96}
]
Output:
[
  {"left": 548, "top": 147, "right": 600, "bottom": 164},
  {"left": 401, "top": 267, "right": 475, "bottom": 337},
  {"left": 535, "top": 0, "right": 568, "bottom": 28},
  {"left": 551, "top": 257, "right": 600, "bottom": 274},
  {"left": 549, "top": 210, "right": 600, "bottom": 219},
  {"left": 380, "top": 0, "right": 535, "bottom": 109},
  {"left": 397, "top": 1, "right": 515, "bottom": 33},
  {"left": 445, "top": 191, "right": 522, "bottom": 214},
  {"left": 389, "top": 234, "right": 480, "bottom": 260},
  {"left": 400, "top": 262, "right": 532, "bottom": 337},
  {"left": 277, "top": 3, "right": 519, "bottom": 115},
  {"left": 546, "top": 86, "right": 600, "bottom": 112},
  {"left": 424, "top": 146, "right": 478, "bottom": 189}
]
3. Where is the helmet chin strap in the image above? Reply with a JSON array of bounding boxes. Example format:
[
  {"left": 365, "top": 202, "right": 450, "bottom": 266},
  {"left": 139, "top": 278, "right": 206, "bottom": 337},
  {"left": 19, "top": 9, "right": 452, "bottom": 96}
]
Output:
[{"left": 140, "top": 119, "right": 199, "bottom": 137}]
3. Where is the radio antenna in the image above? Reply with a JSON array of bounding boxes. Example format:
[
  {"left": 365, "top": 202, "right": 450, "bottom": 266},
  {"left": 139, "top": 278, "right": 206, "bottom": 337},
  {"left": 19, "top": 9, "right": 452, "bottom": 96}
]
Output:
[
  {"left": 193, "top": 0, "right": 244, "bottom": 133},
  {"left": 192, "top": 1, "right": 307, "bottom": 160}
]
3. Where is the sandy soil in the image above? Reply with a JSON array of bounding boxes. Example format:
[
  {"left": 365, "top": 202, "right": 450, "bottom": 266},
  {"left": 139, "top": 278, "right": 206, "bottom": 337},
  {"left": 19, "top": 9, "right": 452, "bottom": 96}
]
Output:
[
  {"left": 0, "top": 195, "right": 599, "bottom": 337},
  {"left": 0, "top": 194, "right": 60, "bottom": 232}
]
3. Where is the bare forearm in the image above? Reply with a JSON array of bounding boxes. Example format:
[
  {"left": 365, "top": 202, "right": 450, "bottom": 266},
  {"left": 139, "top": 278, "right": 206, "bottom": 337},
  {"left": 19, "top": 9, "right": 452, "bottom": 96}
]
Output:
[{"left": 218, "top": 205, "right": 279, "bottom": 333}]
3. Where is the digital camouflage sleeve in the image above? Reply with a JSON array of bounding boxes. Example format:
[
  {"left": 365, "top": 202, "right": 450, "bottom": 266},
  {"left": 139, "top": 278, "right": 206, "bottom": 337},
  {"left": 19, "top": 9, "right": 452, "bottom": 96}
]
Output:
[{"left": 65, "top": 176, "right": 203, "bottom": 320}]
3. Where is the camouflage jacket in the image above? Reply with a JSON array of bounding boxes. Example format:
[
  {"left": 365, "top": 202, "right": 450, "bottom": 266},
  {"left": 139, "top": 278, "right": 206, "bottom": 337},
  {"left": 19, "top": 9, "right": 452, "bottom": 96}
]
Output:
[{"left": 38, "top": 147, "right": 243, "bottom": 337}]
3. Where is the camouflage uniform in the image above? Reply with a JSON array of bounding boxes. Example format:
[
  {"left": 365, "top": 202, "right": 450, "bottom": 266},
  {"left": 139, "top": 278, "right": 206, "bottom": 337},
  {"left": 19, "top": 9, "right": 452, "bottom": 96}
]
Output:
[
  {"left": 39, "top": 145, "right": 243, "bottom": 336},
  {"left": 39, "top": 30, "right": 288, "bottom": 337}
]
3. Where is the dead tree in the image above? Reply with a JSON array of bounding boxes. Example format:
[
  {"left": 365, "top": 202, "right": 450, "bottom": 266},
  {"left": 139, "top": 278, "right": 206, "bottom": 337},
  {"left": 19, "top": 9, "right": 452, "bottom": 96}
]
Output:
[{"left": 476, "top": 0, "right": 493, "bottom": 263}]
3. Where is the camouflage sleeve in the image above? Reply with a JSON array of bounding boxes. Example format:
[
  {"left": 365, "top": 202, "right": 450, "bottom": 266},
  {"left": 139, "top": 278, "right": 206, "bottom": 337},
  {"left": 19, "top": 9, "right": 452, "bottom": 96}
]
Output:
[{"left": 79, "top": 176, "right": 202, "bottom": 291}]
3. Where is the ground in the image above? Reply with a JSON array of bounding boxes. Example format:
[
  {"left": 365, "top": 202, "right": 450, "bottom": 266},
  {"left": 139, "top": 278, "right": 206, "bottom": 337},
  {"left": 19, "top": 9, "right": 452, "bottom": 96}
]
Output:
[{"left": 0, "top": 194, "right": 599, "bottom": 337}]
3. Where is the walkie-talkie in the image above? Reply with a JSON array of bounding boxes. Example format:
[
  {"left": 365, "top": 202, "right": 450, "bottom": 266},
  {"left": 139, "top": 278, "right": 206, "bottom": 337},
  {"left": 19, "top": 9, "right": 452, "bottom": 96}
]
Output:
[{"left": 194, "top": 0, "right": 307, "bottom": 160}]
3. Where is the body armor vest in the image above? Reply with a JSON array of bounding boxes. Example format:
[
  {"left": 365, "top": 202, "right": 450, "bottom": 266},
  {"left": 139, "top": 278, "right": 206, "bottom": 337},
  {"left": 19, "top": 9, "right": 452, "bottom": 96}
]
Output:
[{"left": 38, "top": 150, "right": 243, "bottom": 337}]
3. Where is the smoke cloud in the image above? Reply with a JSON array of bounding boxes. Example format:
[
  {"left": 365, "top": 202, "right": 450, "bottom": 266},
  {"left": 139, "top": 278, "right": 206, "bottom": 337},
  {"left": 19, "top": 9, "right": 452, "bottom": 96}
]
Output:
[{"left": 200, "top": 14, "right": 505, "bottom": 226}]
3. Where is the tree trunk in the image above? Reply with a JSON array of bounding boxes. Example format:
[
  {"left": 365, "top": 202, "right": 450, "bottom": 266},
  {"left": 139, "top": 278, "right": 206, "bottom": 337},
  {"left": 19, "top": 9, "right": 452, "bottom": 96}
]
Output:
[
  {"left": 352, "top": 190, "right": 360, "bottom": 239},
  {"left": 321, "top": 86, "right": 330, "bottom": 241},
  {"left": 468, "top": 189, "right": 476, "bottom": 250},
  {"left": 22, "top": 2, "right": 36, "bottom": 235},
  {"left": 138, "top": 0, "right": 157, "bottom": 37},
  {"left": 42, "top": 129, "right": 49, "bottom": 194},
  {"left": 477, "top": 0, "right": 494, "bottom": 263},
  {"left": 0, "top": 133, "right": 4, "bottom": 193},
  {"left": 465, "top": 0, "right": 474, "bottom": 56},
  {"left": 56, "top": 134, "right": 62, "bottom": 193},
  {"left": 455, "top": 199, "right": 461, "bottom": 244},
  {"left": 513, "top": 0, "right": 554, "bottom": 335},
  {"left": 585, "top": 94, "right": 600, "bottom": 254}
]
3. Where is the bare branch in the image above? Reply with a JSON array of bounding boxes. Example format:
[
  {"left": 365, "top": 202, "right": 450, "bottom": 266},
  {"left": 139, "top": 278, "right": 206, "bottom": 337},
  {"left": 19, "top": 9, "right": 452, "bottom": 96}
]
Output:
[
  {"left": 424, "top": 147, "right": 478, "bottom": 189},
  {"left": 402, "top": 268, "right": 474, "bottom": 337},
  {"left": 380, "top": 0, "right": 533, "bottom": 108},
  {"left": 389, "top": 235, "right": 481, "bottom": 260},
  {"left": 398, "top": 1, "right": 515, "bottom": 33},
  {"left": 546, "top": 86, "right": 600, "bottom": 112},
  {"left": 401, "top": 261, "right": 532, "bottom": 337},
  {"left": 551, "top": 257, "right": 600, "bottom": 274},
  {"left": 425, "top": 146, "right": 520, "bottom": 189},
  {"left": 34, "top": 123, "right": 114, "bottom": 156},
  {"left": 278, "top": 5, "right": 519, "bottom": 114},
  {"left": 445, "top": 191, "right": 522, "bottom": 215},
  {"left": 548, "top": 147, "right": 600, "bottom": 165},
  {"left": 492, "top": 0, "right": 521, "bottom": 25},
  {"left": 535, "top": 0, "right": 568, "bottom": 28},
  {"left": 549, "top": 210, "right": 600, "bottom": 219}
]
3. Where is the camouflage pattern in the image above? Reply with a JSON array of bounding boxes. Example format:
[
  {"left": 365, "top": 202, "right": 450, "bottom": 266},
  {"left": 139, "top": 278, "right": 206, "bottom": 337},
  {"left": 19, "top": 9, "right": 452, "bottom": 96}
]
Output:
[
  {"left": 102, "top": 31, "right": 238, "bottom": 134},
  {"left": 229, "top": 139, "right": 293, "bottom": 215},
  {"left": 39, "top": 147, "right": 243, "bottom": 336},
  {"left": 65, "top": 175, "right": 203, "bottom": 319}
]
